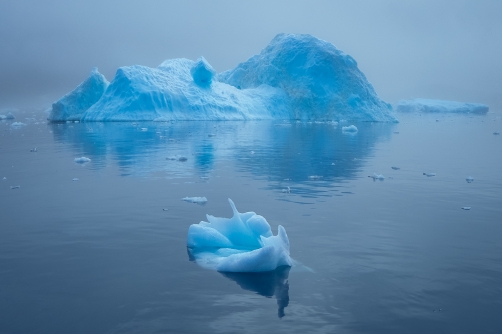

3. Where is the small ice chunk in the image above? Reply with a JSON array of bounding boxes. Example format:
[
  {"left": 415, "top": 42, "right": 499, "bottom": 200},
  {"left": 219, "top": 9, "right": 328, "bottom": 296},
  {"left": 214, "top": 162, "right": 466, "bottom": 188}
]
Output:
[
  {"left": 10, "top": 122, "right": 26, "bottom": 128},
  {"left": 494, "top": 131, "right": 500, "bottom": 135},
  {"left": 394, "top": 131, "right": 400, "bottom": 134},
  {"left": 369, "top": 173, "right": 385, "bottom": 180},
  {"left": 10, "top": 185, "right": 20, "bottom": 189},
  {"left": 72, "top": 178, "right": 79, "bottom": 181},
  {"left": 208, "top": 133, "right": 216, "bottom": 137},
  {"left": 5, "top": 112, "right": 15, "bottom": 119},
  {"left": 186, "top": 198, "right": 292, "bottom": 272},
  {"left": 461, "top": 207, "right": 471, "bottom": 210},
  {"left": 391, "top": 166, "right": 400, "bottom": 170},
  {"left": 182, "top": 196, "right": 208, "bottom": 204},
  {"left": 308, "top": 175, "right": 322, "bottom": 180},
  {"left": 342, "top": 125, "right": 358, "bottom": 133},
  {"left": 466, "top": 176, "right": 474, "bottom": 183},
  {"left": 140, "top": 128, "right": 148, "bottom": 131},
  {"left": 2, "top": 177, "right": 6, "bottom": 180},
  {"left": 200, "top": 176, "right": 209, "bottom": 180},
  {"left": 163, "top": 208, "right": 169, "bottom": 211},
  {"left": 166, "top": 155, "right": 187, "bottom": 162},
  {"left": 423, "top": 172, "right": 436, "bottom": 177},
  {"left": 282, "top": 186, "right": 291, "bottom": 193},
  {"left": 74, "top": 157, "right": 91, "bottom": 163},
  {"left": 30, "top": 148, "right": 37, "bottom": 152}
]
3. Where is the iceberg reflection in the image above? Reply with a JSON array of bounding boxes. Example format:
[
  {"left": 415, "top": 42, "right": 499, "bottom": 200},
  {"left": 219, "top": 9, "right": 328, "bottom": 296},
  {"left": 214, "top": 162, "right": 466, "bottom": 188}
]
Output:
[{"left": 221, "top": 266, "right": 291, "bottom": 318}]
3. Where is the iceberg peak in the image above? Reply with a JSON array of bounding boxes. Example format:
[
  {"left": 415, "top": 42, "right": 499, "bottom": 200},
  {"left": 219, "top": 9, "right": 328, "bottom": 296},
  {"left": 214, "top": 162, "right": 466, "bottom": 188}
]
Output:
[{"left": 190, "top": 56, "right": 216, "bottom": 87}]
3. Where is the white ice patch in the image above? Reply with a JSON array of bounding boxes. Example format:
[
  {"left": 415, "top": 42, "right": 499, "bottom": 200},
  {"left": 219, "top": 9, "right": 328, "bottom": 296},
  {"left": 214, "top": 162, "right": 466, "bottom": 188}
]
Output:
[
  {"left": 182, "top": 197, "right": 208, "bottom": 204},
  {"left": 74, "top": 157, "right": 91, "bottom": 163},
  {"left": 10, "top": 122, "right": 26, "bottom": 128},
  {"left": 187, "top": 199, "right": 292, "bottom": 272},
  {"left": 342, "top": 125, "right": 358, "bottom": 133}
]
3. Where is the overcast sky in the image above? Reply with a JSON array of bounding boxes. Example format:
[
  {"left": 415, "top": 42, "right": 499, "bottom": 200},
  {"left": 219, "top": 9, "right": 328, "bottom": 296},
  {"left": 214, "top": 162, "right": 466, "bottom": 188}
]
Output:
[{"left": 1, "top": 0, "right": 501, "bottom": 111}]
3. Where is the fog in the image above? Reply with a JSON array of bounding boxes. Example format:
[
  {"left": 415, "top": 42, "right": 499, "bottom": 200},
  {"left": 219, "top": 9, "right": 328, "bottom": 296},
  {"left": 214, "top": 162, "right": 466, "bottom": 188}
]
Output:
[{"left": 1, "top": 0, "right": 501, "bottom": 111}]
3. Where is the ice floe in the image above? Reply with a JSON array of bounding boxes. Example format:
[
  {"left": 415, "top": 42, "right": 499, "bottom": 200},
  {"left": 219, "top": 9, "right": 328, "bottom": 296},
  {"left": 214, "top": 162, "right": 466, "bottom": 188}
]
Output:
[{"left": 187, "top": 199, "right": 292, "bottom": 272}]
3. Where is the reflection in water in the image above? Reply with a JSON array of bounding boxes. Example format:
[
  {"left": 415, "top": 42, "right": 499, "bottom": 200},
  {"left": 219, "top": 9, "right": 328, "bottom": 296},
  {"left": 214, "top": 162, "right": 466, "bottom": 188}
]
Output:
[
  {"left": 187, "top": 247, "right": 290, "bottom": 318},
  {"left": 50, "top": 120, "right": 395, "bottom": 194},
  {"left": 221, "top": 267, "right": 291, "bottom": 318}
]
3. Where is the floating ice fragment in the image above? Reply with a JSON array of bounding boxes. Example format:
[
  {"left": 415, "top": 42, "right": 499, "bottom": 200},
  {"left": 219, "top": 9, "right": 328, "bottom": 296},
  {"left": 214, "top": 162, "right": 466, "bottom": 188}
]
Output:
[
  {"left": 466, "top": 176, "right": 474, "bottom": 183},
  {"left": 187, "top": 198, "right": 292, "bottom": 272},
  {"left": 308, "top": 175, "right": 322, "bottom": 180},
  {"left": 140, "top": 128, "right": 148, "bottom": 131},
  {"left": 163, "top": 208, "right": 169, "bottom": 211},
  {"left": 30, "top": 148, "right": 37, "bottom": 152},
  {"left": 282, "top": 186, "right": 291, "bottom": 193},
  {"left": 182, "top": 197, "right": 208, "bottom": 204},
  {"left": 494, "top": 131, "right": 500, "bottom": 135},
  {"left": 423, "top": 172, "right": 436, "bottom": 177},
  {"left": 342, "top": 125, "right": 358, "bottom": 133},
  {"left": 74, "top": 157, "right": 91, "bottom": 163},
  {"left": 72, "top": 178, "right": 79, "bottom": 181},
  {"left": 10, "top": 122, "right": 26, "bottom": 128},
  {"left": 10, "top": 185, "right": 20, "bottom": 189},
  {"left": 208, "top": 133, "right": 216, "bottom": 137},
  {"left": 391, "top": 166, "right": 400, "bottom": 170},
  {"left": 369, "top": 173, "right": 385, "bottom": 180},
  {"left": 5, "top": 112, "right": 15, "bottom": 119},
  {"left": 2, "top": 177, "right": 6, "bottom": 180},
  {"left": 166, "top": 155, "right": 187, "bottom": 162},
  {"left": 461, "top": 207, "right": 471, "bottom": 210}
]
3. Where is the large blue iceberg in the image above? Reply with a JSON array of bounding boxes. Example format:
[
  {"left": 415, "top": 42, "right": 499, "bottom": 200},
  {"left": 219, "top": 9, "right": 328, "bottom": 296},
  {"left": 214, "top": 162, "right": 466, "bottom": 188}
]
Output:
[
  {"left": 187, "top": 199, "right": 292, "bottom": 272},
  {"left": 396, "top": 98, "right": 489, "bottom": 114},
  {"left": 48, "top": 34, "right": 397, "bottom": 122}
]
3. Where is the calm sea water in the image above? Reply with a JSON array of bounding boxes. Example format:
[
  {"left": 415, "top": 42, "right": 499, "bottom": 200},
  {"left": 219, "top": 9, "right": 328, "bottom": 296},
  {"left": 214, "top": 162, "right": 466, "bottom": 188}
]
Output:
[{"left": 1, "top": 111, "right": 501, "bottom": 333}]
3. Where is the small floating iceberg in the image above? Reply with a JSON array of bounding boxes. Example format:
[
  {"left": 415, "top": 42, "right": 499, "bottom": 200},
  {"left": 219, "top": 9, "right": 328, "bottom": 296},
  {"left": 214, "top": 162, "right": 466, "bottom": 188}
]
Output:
[
  {"left": 182, "top": 196, "right": 208, "bottom": 204},
  {"left": 342, "top": 125, "right": 358, "bottom": 133},
  {"left": 369, "top": 173, "right": 385, "bottom": 180},
  {"left": 187, "top": 199, "right": 292, "bottom": 272},
  {"left": 74, "top": 157, "right": 91, "bottom": 163},
  {"left": 466, "top": 176, "right": 474, "bottom": 183}
]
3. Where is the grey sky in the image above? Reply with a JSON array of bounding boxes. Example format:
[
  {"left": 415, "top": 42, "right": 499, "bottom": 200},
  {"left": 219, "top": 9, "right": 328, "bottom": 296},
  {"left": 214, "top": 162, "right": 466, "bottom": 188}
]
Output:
[{"left": 1, "top": 0, "right": 501, "bottom": 111}]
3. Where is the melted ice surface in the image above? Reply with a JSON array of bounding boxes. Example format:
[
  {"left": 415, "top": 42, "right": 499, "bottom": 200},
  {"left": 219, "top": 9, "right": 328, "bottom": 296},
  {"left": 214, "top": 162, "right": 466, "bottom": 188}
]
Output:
[{"left": 187, "top": 199, "right": 292, "bottom": 272}]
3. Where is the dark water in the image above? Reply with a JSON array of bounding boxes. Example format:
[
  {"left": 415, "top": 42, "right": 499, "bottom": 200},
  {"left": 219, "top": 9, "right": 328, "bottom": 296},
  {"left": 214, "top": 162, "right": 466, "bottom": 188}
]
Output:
[{"left": 1, "top": 111, "right": 501, "bottom": 333}]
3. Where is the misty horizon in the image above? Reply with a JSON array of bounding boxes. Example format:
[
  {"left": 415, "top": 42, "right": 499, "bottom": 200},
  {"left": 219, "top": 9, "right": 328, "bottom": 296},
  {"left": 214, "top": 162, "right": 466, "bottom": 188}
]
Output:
[{"left": 1, "top": 0, "right": 501, "bottom": 111}]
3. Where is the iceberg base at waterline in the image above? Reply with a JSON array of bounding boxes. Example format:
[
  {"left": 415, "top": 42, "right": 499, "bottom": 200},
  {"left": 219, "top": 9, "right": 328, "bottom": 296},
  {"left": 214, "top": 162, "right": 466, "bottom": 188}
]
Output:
[{"left": 187, "top": 199, "right": 292, "bottom": 272}]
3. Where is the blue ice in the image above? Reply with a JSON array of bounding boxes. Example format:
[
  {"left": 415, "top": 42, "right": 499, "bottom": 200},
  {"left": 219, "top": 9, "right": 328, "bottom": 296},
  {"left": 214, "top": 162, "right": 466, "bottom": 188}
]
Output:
[{"left": 187, "top": 199, "right": 292, "bottom": 272}]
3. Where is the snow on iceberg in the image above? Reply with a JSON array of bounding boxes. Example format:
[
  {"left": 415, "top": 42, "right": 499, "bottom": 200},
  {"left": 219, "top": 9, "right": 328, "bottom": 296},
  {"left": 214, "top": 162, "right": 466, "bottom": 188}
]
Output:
[
  {"left": 48, "top": 68, "right": 109, "bottom": 121},
  {"left": 396, "top": 99, "right": 489, "bottom": 114},
  {"left": 48, "top": 34, "right": 397, "bottom": 122},
  {"left": 187, "top": 199, "right": 292, "bottom": 272}
]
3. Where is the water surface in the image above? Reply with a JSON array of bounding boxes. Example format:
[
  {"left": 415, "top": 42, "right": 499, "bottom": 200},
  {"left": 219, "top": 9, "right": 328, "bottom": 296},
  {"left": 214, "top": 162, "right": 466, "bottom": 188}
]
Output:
[{"left": 1, "top": 111, "right": 501, "bottom": 333}]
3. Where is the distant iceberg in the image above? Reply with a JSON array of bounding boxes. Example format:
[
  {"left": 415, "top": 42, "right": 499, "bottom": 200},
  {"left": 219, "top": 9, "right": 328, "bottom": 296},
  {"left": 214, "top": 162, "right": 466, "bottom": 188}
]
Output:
[
  {"left": 396, "top": 99, "right": 488, "bottom": 114},
  {"left": 187, "top": 199, "right": 292, "bottom": 272},
  {"left": 48, "top": 34, "right": 397, "bottom": 122}
]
